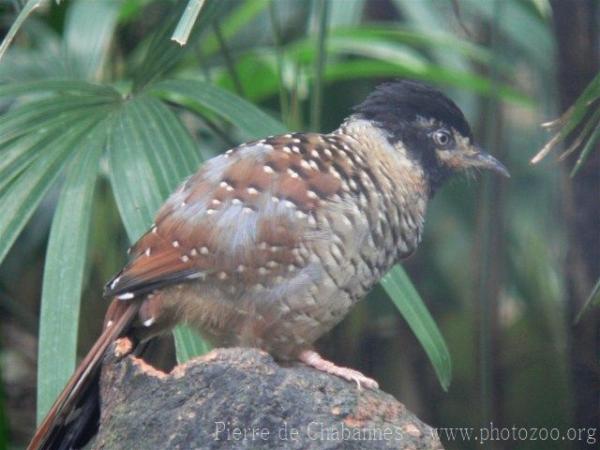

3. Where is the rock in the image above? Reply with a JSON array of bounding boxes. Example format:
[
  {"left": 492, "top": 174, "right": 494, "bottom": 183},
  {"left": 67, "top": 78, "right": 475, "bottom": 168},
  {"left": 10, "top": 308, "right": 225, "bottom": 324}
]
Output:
[{"left": 92, "top": 347, "right": 443, "bottom": 450}]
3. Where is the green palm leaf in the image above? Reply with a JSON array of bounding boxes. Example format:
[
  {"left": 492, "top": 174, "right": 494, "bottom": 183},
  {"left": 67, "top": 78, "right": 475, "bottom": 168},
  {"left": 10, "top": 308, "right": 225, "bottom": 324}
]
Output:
[
  {"left": 37, "top": 122, "right": 106, "bottom": 423},
  {"left": 0, "top": 96, "right": 115, "bottom": 147},
  {"left": 152, "top": 79, "right": 286, "bottom": 139},
  {"left": 0, "top": 115, "right": 102, "bottom": 266},
  {"left": 381, "top": 266, "right": 452, "bottom": 390},
  {"left": 63, "top": 0, "right": 120, "bottom": 80}
]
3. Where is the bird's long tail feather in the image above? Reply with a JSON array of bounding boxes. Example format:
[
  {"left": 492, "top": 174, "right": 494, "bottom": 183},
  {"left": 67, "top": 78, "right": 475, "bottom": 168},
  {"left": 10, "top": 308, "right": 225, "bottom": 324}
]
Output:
[{"left": 27, "top": 301, "right": 139, "bottom": 450}]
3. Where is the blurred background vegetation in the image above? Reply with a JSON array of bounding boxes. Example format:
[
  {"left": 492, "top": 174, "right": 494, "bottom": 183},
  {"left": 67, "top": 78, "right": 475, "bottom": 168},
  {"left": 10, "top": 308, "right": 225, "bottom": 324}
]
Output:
[{"left": 0, "top": 0, "right": 598, "bottom": 449}]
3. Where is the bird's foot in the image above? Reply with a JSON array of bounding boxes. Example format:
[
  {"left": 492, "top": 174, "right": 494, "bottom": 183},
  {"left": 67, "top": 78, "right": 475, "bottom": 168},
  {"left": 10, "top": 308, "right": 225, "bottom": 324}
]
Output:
[
  {"left": 298, "top": 349, "right": 379, "bottom": 390},
  {"left": 114, "top": 337, "right": 134, "bottom": 359}
]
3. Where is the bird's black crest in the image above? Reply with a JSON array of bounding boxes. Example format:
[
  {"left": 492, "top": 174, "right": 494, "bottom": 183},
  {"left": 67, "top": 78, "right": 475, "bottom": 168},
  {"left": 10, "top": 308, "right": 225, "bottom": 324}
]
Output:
[{"left": 353, "top": 80, "right": 473, "bottom": 142}]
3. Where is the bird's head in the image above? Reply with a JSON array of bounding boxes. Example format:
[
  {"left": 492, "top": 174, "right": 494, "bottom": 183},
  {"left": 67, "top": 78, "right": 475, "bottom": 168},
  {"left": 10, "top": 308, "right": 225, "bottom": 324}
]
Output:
[{"left": 353, "top": 80, "right": 509, "bottom": 194}]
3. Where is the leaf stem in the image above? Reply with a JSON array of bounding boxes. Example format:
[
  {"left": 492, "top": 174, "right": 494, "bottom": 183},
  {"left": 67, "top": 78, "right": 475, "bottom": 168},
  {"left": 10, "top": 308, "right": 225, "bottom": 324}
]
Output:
[
  {"left": 309, "top": 0, "right": 329, "bottom": 131},
  {"left": 212, "top": 21, "right": 245, "bottom": 97},
  {"left": 171, "top": 0, "right": 207, "bottom": 46},
  {"left": 269, "top": 0, "right": 289, "bottom": 125}
]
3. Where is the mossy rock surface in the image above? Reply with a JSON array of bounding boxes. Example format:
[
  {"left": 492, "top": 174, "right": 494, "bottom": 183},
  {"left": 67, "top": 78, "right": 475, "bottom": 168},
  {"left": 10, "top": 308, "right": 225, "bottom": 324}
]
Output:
[{"left": 93, "top": 347, "right": 443, "bottom": 450}]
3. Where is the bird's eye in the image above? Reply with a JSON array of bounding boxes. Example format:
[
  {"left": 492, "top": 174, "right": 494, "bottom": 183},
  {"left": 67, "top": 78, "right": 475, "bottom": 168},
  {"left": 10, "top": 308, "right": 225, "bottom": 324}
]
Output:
[{"left": 432, "top": 129, "right": 453, "bottom": 148}]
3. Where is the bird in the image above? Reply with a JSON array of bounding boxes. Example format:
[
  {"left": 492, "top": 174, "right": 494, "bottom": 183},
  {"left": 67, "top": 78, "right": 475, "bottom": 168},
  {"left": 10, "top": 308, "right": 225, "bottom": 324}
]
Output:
[{"left": 28, "top": 80, "right": 509, "bottom": 450}]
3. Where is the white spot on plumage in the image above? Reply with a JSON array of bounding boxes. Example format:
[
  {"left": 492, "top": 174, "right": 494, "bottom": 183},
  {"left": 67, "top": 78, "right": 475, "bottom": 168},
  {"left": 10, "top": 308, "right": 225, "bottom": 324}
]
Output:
[
  {"left": 187, "top": 272, "right": 205, "bottom": 280},
  {"left": 258, "top": 267, "right": 269, "bottom": 275},
  {"left": 231, "top": 198, "right": 242, "bottom": 205},
  {"left": 311, "top": 150, "right": 319, "bottom": 158},
  {"left": 291, "top": 145, "right": 301, "bottom": 154},
  {"left": 145, "top": 248, "right": 151, "bottom": 257},
  {"left": 117, "top": 292, "right": 134, "bottom": 300},
  {"left": 143, "top": 317, "right": 155, "bottom": 327},
  {"left": 206, "top": 209, "right": 216, "bottom": 215},
  {"left": 287, "top": 168, "right": 299, "bottom": 178},
  {"left": 300, "top": 160, "right": 311, "bottom": 171},
  {"left": 190, "top": 248, "right": 198, "bottom": 257},
  {"left": 242, "top": 207, "right": 253, "bottom": 214},
  {"left": 151, "top": 226, "right": 158, "bottom": 234},
  {"left": 211, "top": 198, "right": 221, "bottom": 206},
  {"left": 236, "top": 265, "right": 245, "bottom": 272},
  {"left": 220, "top": 180, "right": 232, "bottom": 190},
  {"left": 247, "top": 187, "right": 258, "bottom": 195},
  {"left": 200, "top": 246, "right": 209, "bottom": 255},
  {"left": 295, "top": 210, "right": 307, "bottom": 219},
  {"left": 308, "top": 160, "right": 319, "bottom": 171},
  {"left": 263, "top": 165, "right": 275, "bottom": 174},
  {"left": 282, "top": 146, "right": 292, "bottom": 154},
  {"left": 307, "top": 190, "right": 318, "bottom": 199},
  {"left": 218, "top": 271, "right": 228, "bottom": 280},
  {"left": 172, "top": 241, "right": 180, "bottom": 248},
  {"left": 181, "top": 255, "right": 190, "bottom": 262},
  {"left": 324, "top": 148, "right": 333, "bottom": 158},
  {"left": 110, "top": 277, "right": 121, "bottom": 289}
]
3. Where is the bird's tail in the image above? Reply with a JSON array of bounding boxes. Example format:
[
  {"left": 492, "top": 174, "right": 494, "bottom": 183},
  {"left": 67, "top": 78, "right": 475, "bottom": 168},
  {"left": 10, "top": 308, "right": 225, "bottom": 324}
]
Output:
[{"left": 27, "top": 301, "right": 139, "bottom": 450}]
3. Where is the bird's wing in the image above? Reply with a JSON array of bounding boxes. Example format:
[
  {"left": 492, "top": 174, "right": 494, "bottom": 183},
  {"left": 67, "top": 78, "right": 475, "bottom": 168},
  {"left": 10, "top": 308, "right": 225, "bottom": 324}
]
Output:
[{"left": 104, "top": 133, "right": 356, "bottom": 299}]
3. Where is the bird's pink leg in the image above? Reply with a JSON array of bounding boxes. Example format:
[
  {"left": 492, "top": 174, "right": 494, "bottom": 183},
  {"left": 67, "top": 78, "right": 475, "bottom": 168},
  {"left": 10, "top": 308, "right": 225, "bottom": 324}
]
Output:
[{"left": 298, "top": 349, "right": 379, "bottom": 390}]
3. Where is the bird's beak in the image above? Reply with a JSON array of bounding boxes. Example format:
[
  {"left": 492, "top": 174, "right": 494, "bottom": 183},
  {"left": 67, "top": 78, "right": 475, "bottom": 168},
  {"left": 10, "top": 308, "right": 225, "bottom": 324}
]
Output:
[{"left": 466, "top": 147, "right": 510, "bottom": 178}]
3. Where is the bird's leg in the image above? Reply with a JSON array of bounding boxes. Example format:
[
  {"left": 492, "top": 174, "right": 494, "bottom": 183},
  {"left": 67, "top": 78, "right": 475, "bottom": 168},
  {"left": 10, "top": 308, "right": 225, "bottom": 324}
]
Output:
[{"left": 297, "top": 349, "right": 379, "bottom": 390}]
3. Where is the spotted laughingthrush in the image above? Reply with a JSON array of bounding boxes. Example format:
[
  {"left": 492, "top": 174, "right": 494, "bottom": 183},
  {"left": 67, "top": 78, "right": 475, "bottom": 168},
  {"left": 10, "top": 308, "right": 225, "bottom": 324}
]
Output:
[{"left": 29, "top": 80, "right": 509, "bottom": 449}]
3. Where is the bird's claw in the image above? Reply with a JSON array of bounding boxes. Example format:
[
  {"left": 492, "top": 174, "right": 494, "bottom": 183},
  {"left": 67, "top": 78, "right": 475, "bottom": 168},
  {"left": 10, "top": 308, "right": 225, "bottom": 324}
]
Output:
[{"left": 298, "top": 349, "right": 379, "bottom": 390}]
